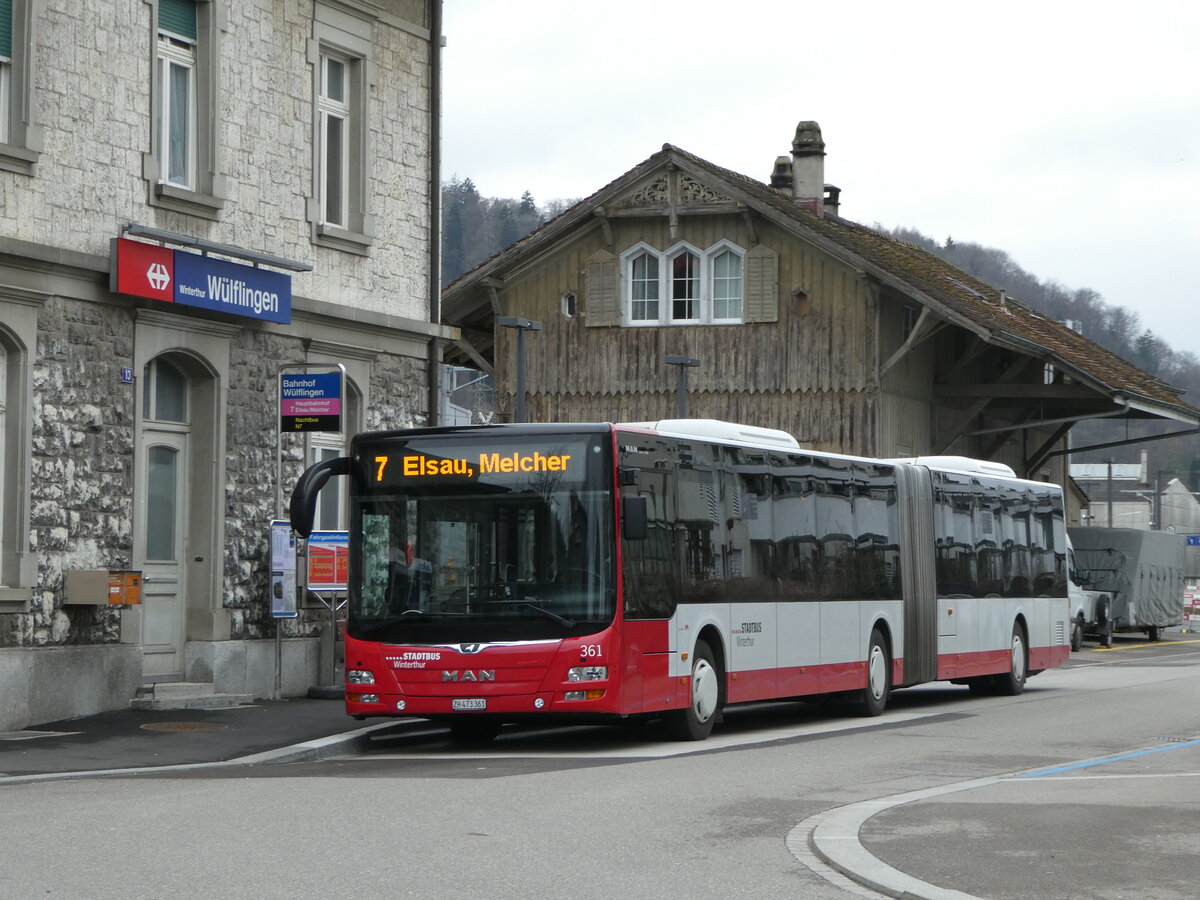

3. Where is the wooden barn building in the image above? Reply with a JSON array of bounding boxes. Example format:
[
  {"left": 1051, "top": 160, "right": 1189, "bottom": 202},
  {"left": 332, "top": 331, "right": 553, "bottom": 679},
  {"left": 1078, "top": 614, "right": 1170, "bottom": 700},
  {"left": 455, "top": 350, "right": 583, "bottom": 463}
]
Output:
[{"left": 441, "top": 121, "right": 1199, "bottom": 489}]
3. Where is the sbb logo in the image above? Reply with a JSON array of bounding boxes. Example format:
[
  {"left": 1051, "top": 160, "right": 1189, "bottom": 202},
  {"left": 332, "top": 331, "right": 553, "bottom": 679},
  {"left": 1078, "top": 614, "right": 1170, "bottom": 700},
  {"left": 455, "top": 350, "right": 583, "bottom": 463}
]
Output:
[{"left": 147, "top": 262, "right": 171, "bottom": 291}]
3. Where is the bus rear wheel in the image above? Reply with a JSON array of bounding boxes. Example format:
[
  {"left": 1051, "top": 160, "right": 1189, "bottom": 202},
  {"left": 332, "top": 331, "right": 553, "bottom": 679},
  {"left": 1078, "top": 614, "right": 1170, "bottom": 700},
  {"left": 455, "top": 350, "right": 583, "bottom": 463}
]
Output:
[
  {"left": 664, "top": 639, "right": 721, "bottom": 741},
  {"left": 995, "top": 622, "right": 1028, "bottom": 696},
  {"left": 859, "top": 627, "right": 891, "bottom": 717}
]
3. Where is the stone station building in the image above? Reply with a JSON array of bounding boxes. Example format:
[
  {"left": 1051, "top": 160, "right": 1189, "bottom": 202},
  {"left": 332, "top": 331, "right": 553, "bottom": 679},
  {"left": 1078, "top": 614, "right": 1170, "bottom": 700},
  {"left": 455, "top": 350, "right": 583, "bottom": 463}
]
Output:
[{"left": 0, "top": 0, "right": 448, "bottom": 730}]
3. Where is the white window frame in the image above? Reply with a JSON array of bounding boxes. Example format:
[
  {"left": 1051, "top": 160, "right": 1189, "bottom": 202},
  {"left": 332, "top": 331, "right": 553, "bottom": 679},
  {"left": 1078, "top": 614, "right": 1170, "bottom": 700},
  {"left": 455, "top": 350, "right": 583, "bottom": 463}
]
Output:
[
  {"left": 307, "top": 5, "right": 375, "bottom": 254},
  {"left": 666, "top": 244, "right": 702, "bottom": 324},
  {"left": 622, "top": 242, "right": 661, "bottom": 323},
  {"left": 0, "top": 341, "right": 6, "bottom": 565},
  {"left": 621, "top": 240, "right": 746, "bottom": 326},
  {"left": 0, "top": 0, "right": 41, "bottom": 175},
  {"left": 309, "top": 436, "right": 348, "bottom": 532},
  {"left": 0, "top": 58, "right": 10, "bottom": 146},
  {"left": 156, "top": 31, "right": 197, "bottom": 190},
  {"left": 143, "top": 0, "right": 225, "bottom": 217},
  {"left": 0, "top": 295, "right": 39, "bottom": 603},
  {"left": 318, "top": 51, "right": 351, "bottom": 230},
  {"left": 708, "top": 240, "right": 745, "bottom": 324}
]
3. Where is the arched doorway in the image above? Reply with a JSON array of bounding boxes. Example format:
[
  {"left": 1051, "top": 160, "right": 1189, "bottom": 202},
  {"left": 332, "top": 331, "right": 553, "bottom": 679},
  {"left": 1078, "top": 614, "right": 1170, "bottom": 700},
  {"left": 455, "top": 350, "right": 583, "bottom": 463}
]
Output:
[{"left": 138, "top": 351, "right": 218, "bottom": 679}]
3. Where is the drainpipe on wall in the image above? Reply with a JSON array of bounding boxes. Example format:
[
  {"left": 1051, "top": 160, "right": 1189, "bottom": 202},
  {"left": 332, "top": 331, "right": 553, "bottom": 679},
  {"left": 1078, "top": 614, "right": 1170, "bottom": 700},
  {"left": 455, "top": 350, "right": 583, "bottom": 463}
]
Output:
[{"left": 426, "top": 0, "right": 444, "bottom": 426}]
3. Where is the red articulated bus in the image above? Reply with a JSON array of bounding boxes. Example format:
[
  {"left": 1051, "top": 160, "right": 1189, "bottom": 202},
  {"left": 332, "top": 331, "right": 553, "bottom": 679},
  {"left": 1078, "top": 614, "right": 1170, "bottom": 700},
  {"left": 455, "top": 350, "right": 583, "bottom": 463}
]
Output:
[{"left": 290, "top": 419, "right": 1070, "bottom": 742}]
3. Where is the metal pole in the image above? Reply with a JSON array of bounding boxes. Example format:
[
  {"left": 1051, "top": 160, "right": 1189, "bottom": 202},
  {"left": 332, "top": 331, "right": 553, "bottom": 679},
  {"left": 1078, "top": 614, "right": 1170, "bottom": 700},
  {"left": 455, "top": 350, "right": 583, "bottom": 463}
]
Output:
[
  {"left": 497, "top": 317, "right": 542, "bottom": 424},
  {"left": 665, "top": 355, "right": 700, "bottom": 419},
  {"left": 1106, "top": 458, "right": 1113, "bottom": 528},
  {"left": 515, "top": 326, "right": 527, "bottom": 423}
]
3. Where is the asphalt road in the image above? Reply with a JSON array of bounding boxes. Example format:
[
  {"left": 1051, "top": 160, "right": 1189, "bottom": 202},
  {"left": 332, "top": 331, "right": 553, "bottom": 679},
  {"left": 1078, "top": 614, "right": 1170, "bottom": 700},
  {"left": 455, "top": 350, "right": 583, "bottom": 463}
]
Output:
[{"left": 3, "top": 633, "right": 1199, "bottom": 900}]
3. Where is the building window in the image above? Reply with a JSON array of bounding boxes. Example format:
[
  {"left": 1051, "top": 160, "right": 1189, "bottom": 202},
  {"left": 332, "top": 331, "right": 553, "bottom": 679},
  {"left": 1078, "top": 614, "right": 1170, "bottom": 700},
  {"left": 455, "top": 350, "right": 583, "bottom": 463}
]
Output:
[
  {"left": 0, "top": 39, "right": 9, "bottom": 147},
  {"left": 308, "top": 6, "right": 375, "bottom": 254},
  {"left": 560, "top": 291, "right": 577, "bottom": 319},
  {"left": 310, "top": 441, "right": 346, "bottom": 531},
  {"left": 670, "top": 250, "right": 699, "bottom": 322},
  {"left": 621, "top": 241, "right": 744, "bottom": 326},
  {"left": 712, "top": 249, "right": 743, "bottom": 320},
  {"left": 318, "top": 52, "right": 350, "bottom": 229},
  {"left": 144, "top": 0, "right": 224, "bottom": 217},
  {"left": 630, "top": 250, "right": 659, "bottom": 322},
  {"left": 156, "top": 17, "right": 196, "bottom": 189},
  {"left": 0, "top": 299, "right": 38, "bottom": 599},
  {"left": 0, "top": 0, "right": 41, "bottom": 175},
  {"left": 144, "top": 357, "right": 189, "bottom": 424},
  {"left": 0, "top": 341, "right": 6, "bottom": 568}
]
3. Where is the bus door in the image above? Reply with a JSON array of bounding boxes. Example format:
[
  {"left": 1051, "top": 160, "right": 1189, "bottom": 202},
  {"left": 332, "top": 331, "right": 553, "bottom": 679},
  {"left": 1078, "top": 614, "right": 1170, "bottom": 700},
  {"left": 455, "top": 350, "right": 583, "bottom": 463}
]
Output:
[
  {"left": 617, "top": 434, "right": 679, "bottom": 713},
  {"left": 894, "top": 463, "right": 938, "bottom": 685}
]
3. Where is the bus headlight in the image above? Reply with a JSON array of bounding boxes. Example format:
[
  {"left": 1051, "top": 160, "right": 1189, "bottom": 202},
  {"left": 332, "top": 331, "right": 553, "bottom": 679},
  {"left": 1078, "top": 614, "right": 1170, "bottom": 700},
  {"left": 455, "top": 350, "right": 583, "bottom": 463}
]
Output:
[
  {"left": 347, "top": 670, "right": 376, "bottom": 685},
  {"left": 567, "top": 666, "right": 608, "bottom": 682},
  {"left": 348, "top": 693, "right": 379, "bottom": 704}
]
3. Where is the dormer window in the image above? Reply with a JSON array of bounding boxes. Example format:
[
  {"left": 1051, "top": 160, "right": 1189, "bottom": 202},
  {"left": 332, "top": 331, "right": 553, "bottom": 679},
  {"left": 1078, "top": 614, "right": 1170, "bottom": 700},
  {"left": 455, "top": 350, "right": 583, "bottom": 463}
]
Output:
[{"left": 621, "top": 241, "right": 745, "bottom": 326}]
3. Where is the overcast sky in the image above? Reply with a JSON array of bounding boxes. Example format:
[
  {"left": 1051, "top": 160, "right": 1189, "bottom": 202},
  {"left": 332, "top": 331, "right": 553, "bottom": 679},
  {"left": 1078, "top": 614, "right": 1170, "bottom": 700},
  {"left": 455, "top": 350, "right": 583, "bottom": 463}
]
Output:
[{"left": 441, "top": 1, "right": 1199, "bottom": 352}]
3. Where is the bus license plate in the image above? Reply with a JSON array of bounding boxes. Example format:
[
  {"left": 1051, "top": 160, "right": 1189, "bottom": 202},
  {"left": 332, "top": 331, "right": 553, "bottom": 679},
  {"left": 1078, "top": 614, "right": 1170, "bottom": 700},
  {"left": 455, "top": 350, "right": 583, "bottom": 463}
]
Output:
[{"left": 452, "top": 699, "right": 486, "bottom": 711}]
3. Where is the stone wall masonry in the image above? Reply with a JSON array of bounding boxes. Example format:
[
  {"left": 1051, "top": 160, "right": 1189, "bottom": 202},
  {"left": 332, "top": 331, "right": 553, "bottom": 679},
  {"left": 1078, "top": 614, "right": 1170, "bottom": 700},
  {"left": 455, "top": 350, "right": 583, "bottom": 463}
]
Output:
[
  {"left": 4, "top": 1, "right": 432, "bottom": 320},
  {"left": 6, "top": 297, "right": 136, "bottom": 650}
]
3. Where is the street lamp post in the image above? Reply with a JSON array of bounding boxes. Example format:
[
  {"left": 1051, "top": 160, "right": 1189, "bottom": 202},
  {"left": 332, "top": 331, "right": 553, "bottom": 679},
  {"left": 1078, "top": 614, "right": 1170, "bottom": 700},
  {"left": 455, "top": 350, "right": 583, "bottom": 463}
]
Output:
[
  {"left": 497, "top": 316, "right": 543, "bottom": 423},
  {"left": 665, "top": 355, "right": 700, "bottom": 418}
]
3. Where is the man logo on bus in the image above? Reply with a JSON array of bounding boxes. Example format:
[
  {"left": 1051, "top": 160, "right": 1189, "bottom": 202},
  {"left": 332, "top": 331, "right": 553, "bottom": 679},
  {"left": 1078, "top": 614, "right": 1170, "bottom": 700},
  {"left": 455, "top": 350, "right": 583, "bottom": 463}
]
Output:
[{"left": 442, "top": 670, "right": 496, "bottom": 682}]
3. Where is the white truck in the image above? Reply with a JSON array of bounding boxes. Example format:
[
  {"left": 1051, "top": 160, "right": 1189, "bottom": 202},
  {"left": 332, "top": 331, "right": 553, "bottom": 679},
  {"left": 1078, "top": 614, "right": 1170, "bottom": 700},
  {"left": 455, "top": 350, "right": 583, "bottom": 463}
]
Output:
[{"left": 1067, "top": 527, "right": 1186, "bottom": 648}]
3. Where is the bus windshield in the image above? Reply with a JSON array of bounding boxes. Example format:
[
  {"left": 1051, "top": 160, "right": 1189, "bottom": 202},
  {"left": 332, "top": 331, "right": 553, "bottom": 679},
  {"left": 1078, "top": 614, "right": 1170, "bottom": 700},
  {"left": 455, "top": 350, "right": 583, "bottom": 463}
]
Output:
[{"left": 351, "top": 432, "right": 615, "bottom": 644}]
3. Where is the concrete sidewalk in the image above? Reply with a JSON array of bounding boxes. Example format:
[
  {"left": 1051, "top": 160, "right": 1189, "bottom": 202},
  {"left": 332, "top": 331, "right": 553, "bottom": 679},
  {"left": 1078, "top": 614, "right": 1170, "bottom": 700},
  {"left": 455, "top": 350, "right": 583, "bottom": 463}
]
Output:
[{"left": 0, "top": 696, "right": 381, "bottom": 782}]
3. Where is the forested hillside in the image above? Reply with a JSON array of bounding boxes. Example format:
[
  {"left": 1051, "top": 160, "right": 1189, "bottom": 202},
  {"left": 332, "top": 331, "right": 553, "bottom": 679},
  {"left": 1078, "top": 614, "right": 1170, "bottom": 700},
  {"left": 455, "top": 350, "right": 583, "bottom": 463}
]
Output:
[
  {"left": 441, "top": 177, "right": 574, "bottom": 286},
  {"left": 439, "top": 178, "right": 1199, "bottom": 486}
]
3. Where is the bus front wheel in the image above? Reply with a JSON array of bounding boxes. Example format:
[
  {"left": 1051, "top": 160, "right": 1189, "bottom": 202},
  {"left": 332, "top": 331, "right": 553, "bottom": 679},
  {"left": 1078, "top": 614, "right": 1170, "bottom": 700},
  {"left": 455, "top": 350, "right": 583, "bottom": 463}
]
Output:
[{"left": 664, "top": 639, "right": 722, "bottom": 741}]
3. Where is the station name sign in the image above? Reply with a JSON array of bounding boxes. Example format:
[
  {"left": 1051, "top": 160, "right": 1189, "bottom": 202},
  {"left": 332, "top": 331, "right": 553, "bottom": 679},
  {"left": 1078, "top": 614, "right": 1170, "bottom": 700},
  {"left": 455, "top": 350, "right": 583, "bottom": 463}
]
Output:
[{"left": 111, "top": 237, "right": 292, "bottom": 325}]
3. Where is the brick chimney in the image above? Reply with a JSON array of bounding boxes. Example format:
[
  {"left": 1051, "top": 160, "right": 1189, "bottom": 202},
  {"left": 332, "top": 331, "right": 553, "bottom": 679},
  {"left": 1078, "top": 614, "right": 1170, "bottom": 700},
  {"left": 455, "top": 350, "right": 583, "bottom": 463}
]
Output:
[{"left": 792, "top": 121, "right": 825, "bottom": 215}]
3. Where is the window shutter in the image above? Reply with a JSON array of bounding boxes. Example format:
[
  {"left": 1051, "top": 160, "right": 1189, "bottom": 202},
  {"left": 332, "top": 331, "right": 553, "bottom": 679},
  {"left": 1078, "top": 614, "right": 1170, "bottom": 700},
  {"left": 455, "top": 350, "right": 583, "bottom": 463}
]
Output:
[
  {"left": 744, "top": 245, "right": 779, "bottom": 323},
  {"left": 159, "top": 0, "right": 197, "bottom": 40},
  {"left": 0, "top": 0, "right": 12, "bottom": 58},
  {"left": 585, "top": 251, "right": 619, "bottom": 327}
]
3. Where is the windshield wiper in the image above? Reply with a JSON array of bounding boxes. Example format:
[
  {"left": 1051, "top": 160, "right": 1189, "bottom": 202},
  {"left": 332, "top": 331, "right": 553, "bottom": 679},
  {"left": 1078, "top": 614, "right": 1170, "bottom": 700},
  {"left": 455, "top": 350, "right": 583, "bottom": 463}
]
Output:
[{"left": 511, "top": 601, "right": 576, "bottom": 628}]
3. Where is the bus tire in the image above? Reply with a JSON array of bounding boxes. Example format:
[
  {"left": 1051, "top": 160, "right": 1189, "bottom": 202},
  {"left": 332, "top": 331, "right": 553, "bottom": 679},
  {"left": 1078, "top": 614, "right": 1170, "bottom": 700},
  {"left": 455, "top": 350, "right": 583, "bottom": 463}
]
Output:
[
  {"left": 858, "top": 627, "right": 892, "bottom": 716},
  {"left": 665, "top": 639, "right": 722, "bottom": 741},
  {"left": 995, "top": 622, "right": 1028, "bottom": 696}
]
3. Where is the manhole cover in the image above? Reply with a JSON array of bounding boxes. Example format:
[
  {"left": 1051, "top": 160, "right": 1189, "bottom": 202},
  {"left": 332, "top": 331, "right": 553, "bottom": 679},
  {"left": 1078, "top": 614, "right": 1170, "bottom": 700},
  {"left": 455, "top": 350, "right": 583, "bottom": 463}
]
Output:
[{"left": 140, "top": 722, "right": 228, "bottom": 733}]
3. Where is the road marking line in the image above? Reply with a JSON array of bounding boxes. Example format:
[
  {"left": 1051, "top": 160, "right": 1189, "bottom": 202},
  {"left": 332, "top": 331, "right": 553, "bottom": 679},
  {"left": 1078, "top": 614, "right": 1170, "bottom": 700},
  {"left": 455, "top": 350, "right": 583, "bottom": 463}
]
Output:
[
  {"left": 1090, "top": 639, "right": 1200, "bottom": 652},
  {"left": 1004, "top": 771, "right": 1200, "bottom": 781},
  {"left": 1018, "top": 737, "right": 1200, "bottom": 777}
]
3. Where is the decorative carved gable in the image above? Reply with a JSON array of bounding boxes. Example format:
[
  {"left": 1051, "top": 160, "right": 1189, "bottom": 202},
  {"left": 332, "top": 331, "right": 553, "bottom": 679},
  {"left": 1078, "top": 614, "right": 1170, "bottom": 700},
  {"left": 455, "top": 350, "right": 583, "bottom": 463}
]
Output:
[
  {"left": 614, "top": 171, "right": 734, "bottom": 210},
  {"left": 616, "top": 174, "right": 669, "bottom": 208},
  {"left": 678, "top": 174, "right": 731, "bottom": 205}
]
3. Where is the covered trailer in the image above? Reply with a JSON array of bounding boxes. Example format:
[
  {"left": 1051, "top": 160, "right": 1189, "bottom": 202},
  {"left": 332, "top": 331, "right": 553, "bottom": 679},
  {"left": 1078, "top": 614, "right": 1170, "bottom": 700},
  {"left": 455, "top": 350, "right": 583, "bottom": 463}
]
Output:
[{"left": 1067, "top": 527, "right": 1186, "bottom": 644}]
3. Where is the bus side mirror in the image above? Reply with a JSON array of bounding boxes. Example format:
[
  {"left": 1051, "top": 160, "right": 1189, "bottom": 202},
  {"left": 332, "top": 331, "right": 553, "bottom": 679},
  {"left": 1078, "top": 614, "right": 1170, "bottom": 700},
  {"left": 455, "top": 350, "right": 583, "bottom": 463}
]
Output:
[
  {"left": 622, "top": 495, "right": 648, "bottom": 541},
  {"left": 290, "top": 456, "right": 352, "bottom": 538}
]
